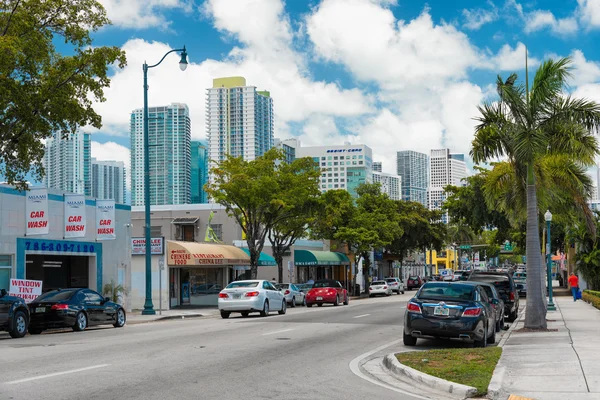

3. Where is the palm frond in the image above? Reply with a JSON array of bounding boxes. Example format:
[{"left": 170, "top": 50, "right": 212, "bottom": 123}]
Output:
[
  {"left": 530, "top": 57, "right": 573, "bottom": 120},
  {"left": 545, "top": 96, "right": 600, "bottom": 134},
  {"left": 545, "top": 121, "right": 599, "bottom": 166}
]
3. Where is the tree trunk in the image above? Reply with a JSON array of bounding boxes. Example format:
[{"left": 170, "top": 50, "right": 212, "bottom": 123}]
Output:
[
  {"left": 524, "top": 167, "right": 547, "bottom": 329},
  {"left": 276, "top": 254, "right": 284, "bottom": 283}
]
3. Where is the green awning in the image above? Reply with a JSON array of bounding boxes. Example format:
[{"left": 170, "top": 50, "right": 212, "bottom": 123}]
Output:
[
  {"left": 294, "top": 250, "right": 350, "bottom": 266},
  {"left": 240, "top": 248, "right": 277, "bottom": 266}
]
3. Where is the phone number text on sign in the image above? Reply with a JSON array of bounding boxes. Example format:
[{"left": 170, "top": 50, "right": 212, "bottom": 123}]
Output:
[{"left": 24, "top": 240, "right": 95, "bottom": 253}]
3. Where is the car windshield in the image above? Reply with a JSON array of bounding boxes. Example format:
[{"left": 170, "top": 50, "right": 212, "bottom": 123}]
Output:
[
  {"left": 409, "top": 276, "right": 419, "bottom": 280},
  {"left": 371, "top": 281, "right": 385, "bottom": 285},
  {"left": 470, "top": 275, "right": 511, "bottom": 291},
  {"left": 226, "top": 281, "right": 259, "bottom": 288},
  {"left": 35, "top": 290, "right": 76, "bottom": 302},
  {"left": 277, "top": 284, "right": 289, "bottom": 289},
  {"left": 313, "top": 281, "right": 335, "bottom": 288},
  {"left": 418, "top": 284, "right": 474, "bottom": 300},
  {"left": 385, "top": 279, "right": 396, "bottom": 283},
  {"left": 513, "top": 273, "right": 526, "bottom": 279}
]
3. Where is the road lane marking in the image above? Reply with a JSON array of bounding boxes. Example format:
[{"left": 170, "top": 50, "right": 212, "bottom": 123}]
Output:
[
  {"left": 261, "top": 328, "right": 294, "bottom": 336},
  {"left": 5, "top": 364, "right": 111, "bottom": 384},
  {"left": 353, "top": 314, "right": 371, "bottom": 319}
]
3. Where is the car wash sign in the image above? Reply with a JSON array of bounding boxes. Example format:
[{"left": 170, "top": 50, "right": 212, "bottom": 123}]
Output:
[
  {"left": 25, "top": 188, "right": 49, "bottom": 235},
  {"left": 9, "top": 279, "right": 43, "bottom": 303},
  {"left": 96, "top": 199, "right": 116, "bottom": 240},
  {"left": 64, "top": 194, "right": 86, "bottom": 238}
]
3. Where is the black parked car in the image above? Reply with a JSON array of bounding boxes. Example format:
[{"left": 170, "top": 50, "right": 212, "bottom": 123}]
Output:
[
  {"left": 477, "top": 282, "right": 505, "bottom": 332},
  {"left": 28, "top": 288, "right": 126, "bottom": 334},
  {"left": 0, "top": 289, "right": 30, "bottom": 338},
  {"left": 403, "top": 282, "right": 497, "bottom": 347},
  {"left": 467, "top": 272, "right": 520, "bottom": 322}
]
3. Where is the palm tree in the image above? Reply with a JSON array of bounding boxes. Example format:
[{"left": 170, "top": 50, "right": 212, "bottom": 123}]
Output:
[{"left": 471, "top": 57, "right": 600, "bottom": 329}]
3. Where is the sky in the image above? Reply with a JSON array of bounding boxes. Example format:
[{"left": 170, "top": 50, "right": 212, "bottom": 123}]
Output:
[{"left": 80, "top": 0, "right": 600, "bottom": 181}]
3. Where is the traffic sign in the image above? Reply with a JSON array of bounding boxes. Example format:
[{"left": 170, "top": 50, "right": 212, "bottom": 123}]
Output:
[
  {"left": 460, "top": 245, "right": 471, "bottom": 250},
  {"left": 504, "top": 242, "right": 513, "bottom": 251}
]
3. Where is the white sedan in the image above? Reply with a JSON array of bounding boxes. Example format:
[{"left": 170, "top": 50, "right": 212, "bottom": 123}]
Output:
[
  {"left": 368, "top": 280, "right": 392, "bottom": 297},
  {"left": 218, "top": 280, "right": 286, "bottom": 319}
]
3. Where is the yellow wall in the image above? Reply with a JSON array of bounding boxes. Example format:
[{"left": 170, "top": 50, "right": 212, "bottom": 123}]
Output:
[
  {"left": 426, "top": 249, "right": 459, "bottom": 274},
  {"left": 213, "top": 76, "right": 247, "bottom": 88}
]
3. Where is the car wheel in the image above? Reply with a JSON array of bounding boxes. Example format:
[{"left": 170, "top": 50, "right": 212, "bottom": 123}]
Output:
[
  {"left": 291, "top": 297, "right": 296, "bottom": 308},
  {"left": 386, "top": 292, "right": 391, "bottom": 297},
  {"left": 28, "top": 327, "right": 42, "bottom": 335},
  {"left": 474, "top": 325, "right": 487, "bottom": 348},
  {"left": 495, "top": 317, "right": 501, "bottom": 333},
  {"left": 73, "top": 312, "right": 87, "bottom": 332},
  {"left": 220, "top": 311, "right": 231, "bottom": 319},
  {"left": 307, "top": 303, "right": 313, "bottom": 308},
  {"left": 343, "top": 295, "right": 349, "bottom": 305},
  {"left": 260, "top": 301, "right": 270, "bottom": 317},
  {"left": 333, "top": 295, "right": 339, "bottom": 306},
  {"left": 317, "top": 303, "right": 323, "bottom": 307},
  {"left": 401, "top": 290, "right": 405, "bottom": 294},
  {"left": 9, "top": 310, "right": 28, "bottom": 338},
  {"left": 241, "top": 311, "right": 249, "bottom": 318},
  {"left": 278, "top": 300, "right": 286, "bottom": 315},
  {"left": 369, "top": 294, "right": 373, "bottom": 298},
  {"left": 507, "top": 308, "right": 518, "bottom": 322},
  {"left": 113, "top": 308, "right": 126, "bottom": 328},
  {"left": 487, "top": 325, "right": 497, "bottom": 344},
  {"left": 403, "top": 330, "right": 417, "bottom": 346},
  {"left": 302, "top": 297, "right": 307, "bottom": 307}
]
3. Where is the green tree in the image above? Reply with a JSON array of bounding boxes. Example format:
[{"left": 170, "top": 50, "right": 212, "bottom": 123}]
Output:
[
  {"left": 567, "top": 214, "right": 600, "bottom": 291},
  {"left": 309, "top": 189, "right": 355, "bottom": 241},
  {"left": 0, "top": 0, "right": 126, "bottom": 188},
  {"left": 471, "top": 57, "right": 600, "bottom": 329}
]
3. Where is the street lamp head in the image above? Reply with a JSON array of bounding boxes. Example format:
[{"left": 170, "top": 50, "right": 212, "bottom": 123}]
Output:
[
  {"left": 179, "top": 46, "right": 188, "bottom": 71},
  {"left": 545, "top": 209, "right": 552, "bottom": 222}
]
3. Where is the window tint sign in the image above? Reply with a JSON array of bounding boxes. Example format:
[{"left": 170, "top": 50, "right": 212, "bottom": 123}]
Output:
[
  {"left": 25, "top": 188, "right": 49, "bottom": 236},
  {"left": 96, "top": 200, "right": 116, "bottom": 240},
  {"left": 64, "top": 194, "right": 86, "bottom": 238},
  {"left": 9, "top": 279, "right": 43, "bottom": 303}
]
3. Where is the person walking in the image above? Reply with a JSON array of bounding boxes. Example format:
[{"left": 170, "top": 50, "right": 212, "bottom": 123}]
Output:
[{"left": 568, "top": 272, "right": 579, "bottom": 302}]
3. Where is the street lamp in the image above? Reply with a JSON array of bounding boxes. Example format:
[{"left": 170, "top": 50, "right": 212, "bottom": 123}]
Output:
[
  {"left": 544, "top": 209, "right": 556, "bottom": 311},
  {"left": 141, "top": 46, "right": 189, "bottom": 315}
]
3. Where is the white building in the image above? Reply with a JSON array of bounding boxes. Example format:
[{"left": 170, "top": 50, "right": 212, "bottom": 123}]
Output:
[
  {"left": 42, "top": 131, "right": 91, "bottom": 196},
  {"left": 373, "top": 170, "right": 401, "bottom": 200},
  {"left": 130, "top": 103, "right": 191, "bottom": 206},
  {"left": 91, "top": 158, "right": 126, "bottom": 204},
  {"left": 428, "top": 149, "right": 467, "bottom": 222},
  {"left": 206, "top": 77, "right": 274, "bottom": 172},
  {"left": 296, "top": 142, "right": 373, "bottom": 198},
  {"left": 372, "top": 161, "right": 382, "bottom": 172}
]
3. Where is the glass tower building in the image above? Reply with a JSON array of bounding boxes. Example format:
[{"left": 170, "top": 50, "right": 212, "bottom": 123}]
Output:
[
  {"left": 43, "top": 131, "right": 91, "bottom": 196},
  {"left": 396, "top": 150, "right": 428, "bottom": 206},
  {"left": 91, "top": 158, "right": 126, "bottom": 204},
  {"left": 191, "top": 140, "right": 209, "bottom": 204}
]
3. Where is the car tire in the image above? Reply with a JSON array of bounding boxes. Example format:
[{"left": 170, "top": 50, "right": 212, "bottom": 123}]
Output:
[
  {"left": 507, "top": 308, "right": 518, "bottom": 322},
  {"left": 113, "top": 308, "right": 126, "bottom": 328},
  {"left": 73, "top": 312, "right": 87, "bottom": 332},
  {"left": 487, "top": 325, "right": 496, "bottom": 344},
  {"left": 369, "top": 294, "right": 373, "bottom": 298},
  {"left": 291, "top": 297, "right": 296, "bottom": 308},
  {"left": 386, "top": 292, "right": 391, "bottom": 297},
  {"left": 403, "top": 330, "right": 417, "bottom": 346},
  {"left": 474, "top": 325, "right": 487, "bottom": 348},
  {"left": 343, "top": 295, "right": 349, "bottom": 305},
  {"left": 333, "top": 295, "right": 339, "bottom": 306},
  {"left": 317, "top": 303, "right": 323, "bottom": 307},
  {"left": 260, "top": 301, "right": 270, "bottom": 317},
  {"left": 307, "top": 303, "right": 313, "bottom": 308},
  {"left": 241, "top": 311, "right": 249, "bottom": 318},
  {"left": 495, "top": 317, "right": 501, "bottom": 333},
  {"left": 28, "top": 327, "right": 42, "bottom": 335},
  {"left": 401, "top": 290, "right": 405, "bottom": 294},
  {"left": 278, "top": 300, "right": 286, "bottom": 315},
  {"left": 9, "top": 310, "right": 28, "bottom": 338},
  {"left": 220, "top": 311, "right": 230, "bottom": 319}
]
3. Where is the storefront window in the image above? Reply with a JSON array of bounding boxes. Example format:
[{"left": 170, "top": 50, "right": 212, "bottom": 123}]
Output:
[
  {"left": 0, "top": 255, "right": 11, "bottom": 291},
  {"left": 180, "top": 268, "right": 223, "bottom": 306}
]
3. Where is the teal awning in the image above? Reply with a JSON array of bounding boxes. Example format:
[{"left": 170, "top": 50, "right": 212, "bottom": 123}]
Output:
[
  {"left": 241, "top": 248, "right": 277, "bottom": 266},
  {"left": 294, "top": 250, "right": 350, "bottom": 266}
]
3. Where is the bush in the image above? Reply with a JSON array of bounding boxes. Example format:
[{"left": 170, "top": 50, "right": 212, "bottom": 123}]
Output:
[{"left": 582, "top": 290, "right": 600, "bottom": 310}]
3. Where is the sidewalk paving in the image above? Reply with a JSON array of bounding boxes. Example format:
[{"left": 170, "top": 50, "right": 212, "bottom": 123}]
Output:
[
  {"left": 494, "top": 296, "right": 600, "bottom": 400},
  {"left": 126, "top": 308, "right": 218, "bottom": 324}
]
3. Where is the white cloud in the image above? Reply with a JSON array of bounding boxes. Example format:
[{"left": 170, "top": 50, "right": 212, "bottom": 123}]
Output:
[
  {"left": 524, "top": 10, "right": 578, "bottom": 34},
  {"left": 462, "top": 5, "right": 498, "bottom": 30},
  {"left": 569, "top": 49, "right": 600, "bottom": 87},
  {"left": 488, "top": 42, "right": 540, "bottom": 71},
  {"left": 578, "top": 0, "right": 600, "bottom": 29},
  {"left": 97, "top": 0, "right": 192, "bottom": 29},
  {"left": 91, "top": 141, "right": 131, "bottom": 189}
]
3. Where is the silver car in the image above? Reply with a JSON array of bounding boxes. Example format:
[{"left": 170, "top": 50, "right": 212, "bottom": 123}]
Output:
[
  {"left": 369, "top": 280, "right": 392, "bottom": 297},
  {"left": 384, "top": 278, "right": 405, "bottom": 294},
  {"left": 276, "top": 283, "right": 306, "bottom": 307},
  {"left": 218, "top": 280, "right": 286, "bottom": 319}
]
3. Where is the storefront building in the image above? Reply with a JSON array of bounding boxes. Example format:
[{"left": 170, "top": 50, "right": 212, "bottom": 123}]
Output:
[
  {"left": 294, "top": 249, "right": 350, "bottom": 285},
  {"left": 0, "top": 185, "right": 131, "bottom": 300}
]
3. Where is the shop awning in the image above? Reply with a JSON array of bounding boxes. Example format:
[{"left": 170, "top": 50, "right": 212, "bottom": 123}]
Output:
[
  {"left": 294, "top": 250, "right": 350, "bottom": 266},
  {"left": 171, "top": 217, "right": 199, "bottom": 225},
  {"left": 166, "top": 241, "right": 250, "bottom": 266},
  {"left": 240, "top": 248, "right": 277, "bottom": 266}
]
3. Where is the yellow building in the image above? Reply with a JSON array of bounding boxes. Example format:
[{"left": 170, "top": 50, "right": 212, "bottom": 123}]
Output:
[{"left": 426, "top": 249, "right": 459, "bottom": 274}]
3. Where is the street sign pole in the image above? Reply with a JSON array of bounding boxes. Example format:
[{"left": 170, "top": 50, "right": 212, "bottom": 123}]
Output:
[{"left": 158, "top": 256, "right": 165, "bottom": 315}]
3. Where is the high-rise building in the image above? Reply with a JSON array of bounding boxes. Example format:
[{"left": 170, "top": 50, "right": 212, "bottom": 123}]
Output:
[
  {"left": 206, "top": 77, "right": 274, "bottom": 172},
  {"left": 91, "top": 158, "right": 126, "bottom": 204},
  {"left": 43, "top": 131, "right": 91, "bottom": 196},
  {"left": 372, "top": 161, "right": 382, "bottom": 172},
  {"left": 396, "top": 150, "right": 428, "bottom": 206},
  {"left": 274, "top": 138, "right": 298, "bottom": 164},
  {"left": 296, "top": 143, "right": 373, "bottom": 198},
  {"left": 191, "top": 140, "right": 209, "bottom": 204},
  {"left": 130, "top": 103, "right": 191, "bottom": 206},
  {"left": 428, "top": 149, "right": 467, "bottom": 222},
  {"left": 372, "top": 171, "right": 401, "bottom": 200}
]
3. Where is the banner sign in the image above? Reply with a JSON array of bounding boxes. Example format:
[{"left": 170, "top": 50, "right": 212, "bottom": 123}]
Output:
[
  {"left": 96, "top": 199, "right": 116, "bottom": 240},
  {"left": 64, "top": 194, "right": 86, "bottom": 238},
  {"left": 131, "top": 237, "right": 164, "bottom": 255},
  {"left": 25, "top": 188, "right": 49, "bottom": 236},
  {"left": 9, "top": 279, "right": 43, "bottom": 303}
]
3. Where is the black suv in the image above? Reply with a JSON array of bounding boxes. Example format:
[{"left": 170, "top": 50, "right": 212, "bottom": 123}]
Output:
[
  {"left": 0, "top": 289, "right": 30, "bottom": 338},
  {"left": 467, "top": 272, "right": 520, "bottom": 322}
]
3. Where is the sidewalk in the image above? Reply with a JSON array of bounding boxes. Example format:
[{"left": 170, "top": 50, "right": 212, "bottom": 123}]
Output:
[
  {"left": 493, "top": 296, "right": 600, "bottom": 400},
  {"left": 127, "top": 308, "right": 218, "bottom": 324}
]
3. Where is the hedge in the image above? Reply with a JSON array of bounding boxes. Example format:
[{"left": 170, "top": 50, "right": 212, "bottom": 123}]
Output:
[{"left": 582, "top": 290, "right": 600, "bottom": 310}]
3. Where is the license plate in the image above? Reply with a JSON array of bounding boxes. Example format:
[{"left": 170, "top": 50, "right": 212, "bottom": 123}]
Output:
[
  {"left": 232, "top": 294, "right": 241, "bottom": 299},
  {"left": 316, "top": 297, "right": 323, "bottom": 300},
  {"left": 35, "top": 307, "right": 45, "bottom": 313},
  {"left": 434, "top": 306, "right": 449, "bottom": 316}
]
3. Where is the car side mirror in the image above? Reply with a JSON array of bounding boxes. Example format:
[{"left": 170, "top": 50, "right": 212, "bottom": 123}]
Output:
[{"left": 103, "top": 297, "right": 111, "bottom": 304}]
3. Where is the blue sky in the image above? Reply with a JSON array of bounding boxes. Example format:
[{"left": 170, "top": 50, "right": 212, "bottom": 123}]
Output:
[{"left": 78, "top": 0, "right": 600, "bottom": 181}]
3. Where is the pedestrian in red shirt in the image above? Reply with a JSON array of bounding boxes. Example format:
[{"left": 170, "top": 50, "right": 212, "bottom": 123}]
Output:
[{"left": 568, "top": 272, "right": 579, "bottom": 302}]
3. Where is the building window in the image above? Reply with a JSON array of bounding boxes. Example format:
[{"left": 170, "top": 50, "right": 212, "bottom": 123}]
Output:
[
  {"left": 151, "top": 226, "right": 162, "bottom": 237},
  {"left": 0, "top": 255, "right": 11, "bottom": 292},
  {"left": 210, "top": 224, "right": 223, "bottom": 241}
]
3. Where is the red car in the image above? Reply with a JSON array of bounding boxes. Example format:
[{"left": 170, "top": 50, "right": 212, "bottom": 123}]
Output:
[
  {"left": 406, "top": 275, "right": 423, "bottom": 290},
  {"left": 305, "top": 280, "right": 349, "bottom": 307}
]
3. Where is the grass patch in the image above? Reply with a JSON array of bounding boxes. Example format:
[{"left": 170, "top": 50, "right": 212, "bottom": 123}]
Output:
[{"left": 396, "top": 347, "right": 502, "bottom": 396}]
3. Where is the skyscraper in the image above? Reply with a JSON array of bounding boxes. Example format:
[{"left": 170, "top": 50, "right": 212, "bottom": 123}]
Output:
[
  {"left": 396, "top": 150, "right": 428, "bottom": 206},
  {"left": 191, "top": 140, "right": 209, "bottom": 204},
  {"left": 91, "top": 158, "right": 126, "bottom": 204},
  {"left": 130, "top": 103, "right": 191, "bottom": 206},
  {"left": 372, "top": 171, "right": 401, "bottom": 200},
  {"left": 372, "top": 161, "right": 382, "bottom": 172},
  {"left": 43, "top": 131, "right": 91, "bottom": 196},
  {"left": 428, "top": 149, "right": 467, "bottom": 222},
  {"left": 206, "top": 77, "right": 274, "bottom": 171}
]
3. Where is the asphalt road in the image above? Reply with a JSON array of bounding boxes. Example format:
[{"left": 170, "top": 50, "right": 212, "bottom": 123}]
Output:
[{"left": 0, "top": 293, "right": 486, "bottom": 400}]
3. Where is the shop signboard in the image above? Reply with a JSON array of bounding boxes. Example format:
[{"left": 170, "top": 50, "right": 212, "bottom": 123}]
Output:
[
  {"left": 131, "top": 237, "right": 164, "bottom": 255},
  {"left": 96, "top": 200, "right": 116, "bottom": 240},
  {"left": 25, "top": 188, "right": 49, "bottom": 236},
  {"left": 9, "top": 278, "right": 42, "bottom": 303},
  {"left": 64, "top": 194, "right": 86, "bottom": 238}
]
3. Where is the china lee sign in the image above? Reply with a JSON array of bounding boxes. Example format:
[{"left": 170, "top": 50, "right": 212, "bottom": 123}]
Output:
[{"left": 9, "top": 279, "right": 43, "bottom": 303}]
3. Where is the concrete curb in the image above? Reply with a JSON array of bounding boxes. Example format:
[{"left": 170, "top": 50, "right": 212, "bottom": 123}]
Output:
[
  {"left": 127, "top": 314, "right": 204, "bottom": 325},
  {"left": 382, "top": 353, "right": 479, "bottom": 399}
]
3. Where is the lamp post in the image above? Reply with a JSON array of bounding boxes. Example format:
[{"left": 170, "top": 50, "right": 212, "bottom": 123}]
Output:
[
  {"left": 544, "top": 209, "right": 556, "bottom": 311},
  {"left": 141, "top": 46, "right": 188, "bottom": 315}
]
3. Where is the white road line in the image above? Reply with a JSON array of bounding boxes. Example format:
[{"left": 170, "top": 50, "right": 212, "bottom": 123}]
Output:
[
  {"left": 5, "top": 364, "right": 111, "bottom": 385},
  {"left": 261, "top": 328, "right": 294, "bottom": 336},
  {"left": 353, "top": 314, "right": 371, "bottom": 319}
]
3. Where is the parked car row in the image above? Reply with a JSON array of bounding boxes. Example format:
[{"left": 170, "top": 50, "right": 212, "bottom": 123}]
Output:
[
  {"left": 1, "top": 288, "right": 126, "bottom": 339},
  {"left": 369, "top": 278, "right": 405, "bottom": 297}
]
